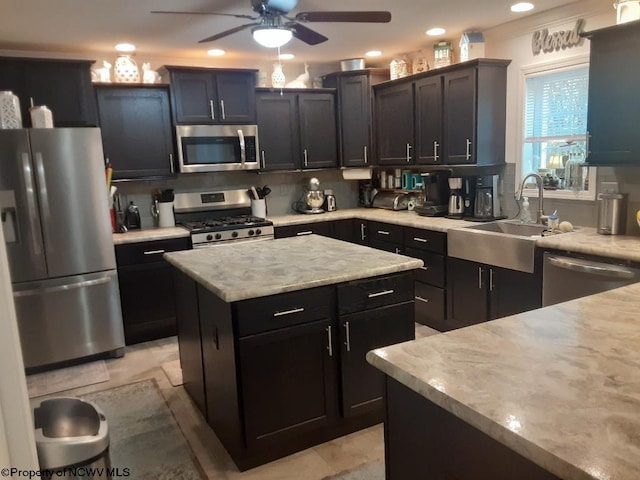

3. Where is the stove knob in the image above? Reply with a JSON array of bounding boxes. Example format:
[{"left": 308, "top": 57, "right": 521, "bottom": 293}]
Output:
[
  {"left": 206, "top": 234, "right": 213, "bottom": 241},
  {"left": 248, "top": 229, "right": 255, "bottom": 236},
  {"left": 232, "top": 231, "right": 238, "bottom": 238},
  {"left": 256, "top": 229, "right": 262, "bottom": 235},
  {"left": 215, "top": 233, "right": 222, "bottom": 240}
]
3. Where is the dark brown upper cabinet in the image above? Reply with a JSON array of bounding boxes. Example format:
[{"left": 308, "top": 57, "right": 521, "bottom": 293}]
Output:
[
  {"left": 0, "top": 57, "right": 97, "bottom": 127},
  {"left": 373, "top": 59, "right": 510, "bottom": 167},
  {"left": 256, "top": 89, "right": 338, "bottom": 171},
  {"left": 583, "top": 21, "right": 640, "bottom": 165},
  {"left": 160, "top": 66, "right": 257, "bottom": 125},
  {"left": 322, "top": 69, "right": 389, "bottom": 167}
]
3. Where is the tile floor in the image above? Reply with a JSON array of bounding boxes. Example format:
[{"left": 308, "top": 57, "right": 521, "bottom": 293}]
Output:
[{"left": 30, "top": 323, "right": 440, "bottom": 480}]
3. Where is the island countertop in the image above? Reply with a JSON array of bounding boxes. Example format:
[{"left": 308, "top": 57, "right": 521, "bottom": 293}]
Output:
[
  {"left": 367, "top": 282, "right": 640, "bottom": 480},
  {"left": 163, "top": 234, "right": 423, "bottom": 302}
]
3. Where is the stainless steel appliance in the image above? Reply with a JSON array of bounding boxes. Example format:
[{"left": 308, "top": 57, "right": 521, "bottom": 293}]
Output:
[
  {"left": 372, "top": 191, "right": 413, "bottom": 210},
  {"left": 174, "top": 189, "right": 274, "bottom": 248},
  {"left": 447, "top": 177, "right": 464, "bottom": 218},
  {"left": 473, "top": 174, "right": 501, "bottom": 220},
  {"left": 542, "top": 252, "right": 640, "bottom": 306},
  {"left": 597, "top": 192, "right": 627, "bottom": 235},
  {"left": 175, "top": 125, "right": 259, "bottom": 173},
  {"left": 292, "top": 177, "right": 325, "bottom": 214},
  {"left": 324, "top": 189, "right": 337, "bottom": 212},
  {"left": 0, "top": 128, "right": 124, "bottom": 369},
  {"left": 415, "top": 170, "right": 450, "bottom": 216}
]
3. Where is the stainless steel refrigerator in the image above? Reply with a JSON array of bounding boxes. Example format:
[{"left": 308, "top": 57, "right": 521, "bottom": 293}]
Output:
[{"left": 0, "top": 128, "right": 124, "bottom": 369}]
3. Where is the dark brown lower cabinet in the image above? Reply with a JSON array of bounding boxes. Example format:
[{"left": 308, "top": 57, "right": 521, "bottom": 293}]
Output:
[{"left": 385, "top": 377, "right": 561, "bottom": 480}]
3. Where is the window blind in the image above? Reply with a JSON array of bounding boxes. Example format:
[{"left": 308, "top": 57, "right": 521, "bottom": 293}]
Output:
[{"left": 524, "top": 66, "right": 589, "bottom": 142}]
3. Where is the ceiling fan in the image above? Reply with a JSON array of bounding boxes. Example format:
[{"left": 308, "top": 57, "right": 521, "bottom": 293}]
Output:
[{"left": 151, "top": 0, "right": 392, "bottom": 48}]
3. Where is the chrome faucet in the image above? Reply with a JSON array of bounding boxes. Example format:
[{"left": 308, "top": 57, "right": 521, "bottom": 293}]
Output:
[{"left": 518, "top": 173, "right": 545, "bottom": 224}]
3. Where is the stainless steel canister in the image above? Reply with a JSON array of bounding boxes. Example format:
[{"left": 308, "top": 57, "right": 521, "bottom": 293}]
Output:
[{"left": 597, "top": 192, "right": 627, "bottom": 235}]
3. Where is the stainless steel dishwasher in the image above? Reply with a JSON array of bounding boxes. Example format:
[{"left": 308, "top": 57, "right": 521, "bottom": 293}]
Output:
[{"left": 542, "top": 252, "right": 640, "bottom": 306}]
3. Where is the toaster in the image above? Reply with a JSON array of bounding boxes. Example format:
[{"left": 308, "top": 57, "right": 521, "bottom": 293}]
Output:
[{"left": 372, "top": 191, "right": 413, "bottom": 210}]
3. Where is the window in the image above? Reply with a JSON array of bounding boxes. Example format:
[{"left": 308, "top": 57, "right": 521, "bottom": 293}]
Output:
[{"left": 519, "top": 58, "right": 596, "bottom": 200}]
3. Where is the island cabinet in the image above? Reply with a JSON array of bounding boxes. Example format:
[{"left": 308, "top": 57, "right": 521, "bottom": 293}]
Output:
[
  {"left": 171, "top": 265, "right": 416, "bottom": 471},
  {"left": 373, "top": 59, "right": 510, "bottom": 166},
  {"left": 322, "top": 69, "right": 389, "bottom": 167},
  {"left": 115, "top": 237, "right": 190, "bottom": 345},
  {"left": 0, "top": 57, "right": 97, "bottom": 127},
  {"left": 256, "top": 89, "right": 338, "bottom": 171},
  {"left": 274, "top": 220, "right": 359, "bottom": 243},
  {"left": 584, "top": 21, "right": 640, "bottom": 165},
  {"left": 447, "top": 257, "right": 542, "bottom": 328},
  {"left": 95, "top": 85, "right": 176, "bottom": 180},
  {"left": 159, "top": 66, "right": 257, "bottom": 124}
]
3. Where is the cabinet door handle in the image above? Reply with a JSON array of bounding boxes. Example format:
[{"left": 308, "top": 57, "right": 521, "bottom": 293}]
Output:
[
  {"left": 143, "top": 249, "right": 166, "bottom": 255},
  {"left": 220, "top": 99, "right": 226, "bottom": 120},
  {"left": 489, "top": 268, "right": 495, "bottom": 292},
  {"left": 434, "top": 141, "right": 439, "bottom": 162},
  {"left": 296, "top": 230, "right": 313, "bottom": 236},
  {"left": 395, "top": 247, "right": 401, "bottom": 254},
  {"left": 478, "top": 267, "right": 483, "bottom": 289},
  {"left": 368, "top": 289, "right": 394, "bottom": 298},
  {"left": 363, "top": 145, "right": 368, "bottom": 164},
  {"left": 415, "top": 296, "right": 430, "bottom": 304},
  {"left": 413, "top": 237, "right": 428, "bottom": 243},
  {"left": 261, "top": 150, "right": 266, "bottom": 169},
  {"left": 586, "top": 131, "right": 591, "bottom": 157},
  {"left": 344, "top": 321, "right": 351, "bottom": 352},
  {"left": 209, "top": 100, "right": 215, "bottom": 120},
  {"left": 420, "top": 266, "right": 429, "bottom": 271},
  {"left": 303, "top": 149, "right": 308, "bottom": 167},
  {"left": 360, "top": 223, "right": 366, "bottom": 241},
  {"left": 213, "top": 326, "right": 219, "bottom": 350},
  {"left": 327, "top": 326, "right": 333, "bottom": 357},
  {"left": 406, "top": 143, "right": 412, "bottom": 162},
  {"left": 169, "top": 153, "right": 174, "bottom": 173},
  {"left": 377, "top": 230, "right": 390, "bottom": 235},
  {"left": 466, "top": 138, "right": 472, "bottom": 160},
  {"left": 273, "top": 307, "right": 305, "bottom": 317}
]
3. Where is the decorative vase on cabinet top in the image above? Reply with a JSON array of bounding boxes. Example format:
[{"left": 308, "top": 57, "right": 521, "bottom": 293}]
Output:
[
  {"left": 0, "top": 91, "right": 22, "bottom": 129},
  {"left": 114, "top": 55, "right": 140, "bottom": 83},
  {"left": 271, "top": 63, "right": 286, "bottom": 88}
]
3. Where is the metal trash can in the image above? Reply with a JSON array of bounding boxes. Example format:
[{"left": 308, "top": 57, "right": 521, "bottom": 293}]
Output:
[{"left": 33, "top": 397, "right": 111, "bottom": 479}]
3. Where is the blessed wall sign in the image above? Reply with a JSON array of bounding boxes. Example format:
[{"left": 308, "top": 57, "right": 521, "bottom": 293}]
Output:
[{"left": 532, "top": 19, "right": 585, "bottom": 55}]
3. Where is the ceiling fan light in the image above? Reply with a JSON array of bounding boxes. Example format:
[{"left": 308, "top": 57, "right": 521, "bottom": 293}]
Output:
[{"left": 252, "top": 27, "right": 293, "bottom": 48}]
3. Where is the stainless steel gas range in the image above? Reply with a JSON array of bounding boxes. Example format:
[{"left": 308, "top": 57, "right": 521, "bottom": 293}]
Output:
[{"left": 174, "top": 189, "right": 274, "bottom": 248}]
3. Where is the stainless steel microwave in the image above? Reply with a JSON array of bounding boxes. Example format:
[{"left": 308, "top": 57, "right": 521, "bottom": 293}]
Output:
[{"left": 176, "top": 125, "right": 259, "bottom": 173}]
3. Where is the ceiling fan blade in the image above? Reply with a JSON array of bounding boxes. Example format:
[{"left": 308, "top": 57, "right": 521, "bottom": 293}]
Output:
[
  {"left": 294, "top": 11, "right": 391, "bottom": 23},
  {"left": 288, "top": 23, "right": 328, "bottom": 45},
  {"left": 151, "top": 10, "right": 257, "bottom": 20},
  {"left": 198, "top": 23, "right": 260, "bottom": 43}
]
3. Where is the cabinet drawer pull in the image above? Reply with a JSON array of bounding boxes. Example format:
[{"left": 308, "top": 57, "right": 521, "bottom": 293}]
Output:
[
  {"left": 143, "top": 249, "right": 166, "bottom": 255},
  {"left": 344, "top": 321, "right": 351, "bottom": 352},
  {"left": 327, "top": 325, "right": 333, "bottom": 357},
  {"left": 377, "top": 230, "right": 390, "bottom": 235},
  {"left": 360, "top": 223, "right": 366, "bottom": 241},
  {"left": 415, "top": 296, "right": 430, "bottom": 304},
  {"left": 209, "top": 100, "right": 215, "bottom": 120},
  {"left": 368, "top": 289, "right": 394, "bottom": 298},
  {"left": 296, "top": 231, "right": 313, "bottom": 236},
  {"left": 273, "top": 307, "right": 305, "bottom": 317},
  {"left": 413, "top": 237, "right": 428, "bottom": 243}
]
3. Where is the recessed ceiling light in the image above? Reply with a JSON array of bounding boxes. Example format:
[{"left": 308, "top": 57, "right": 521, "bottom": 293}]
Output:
[
  {"left": 115, "top": 43, "right": 136, "bottom": 52},
  {"left": 426, "top": 27, "right": 446, "bottom": 36},
  {"left": 511, "top": 2, "right": 534, "bottom": 12},
  {"left": 207, "top": 49, "right": 226, "bottom": 56},
  {"left": 366, "top": 50, "right": 382, "bottom": 57},
  {"left": 279, "top": 53, "right": 295, "bottom": 60}
]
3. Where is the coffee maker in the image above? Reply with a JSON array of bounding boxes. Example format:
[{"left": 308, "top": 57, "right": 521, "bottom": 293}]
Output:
[
  {"left": 473, "top": 175, "right": 501, "bottom": 220},
  {"left": 415, "top": 170, "right": 450, "bottom": 216},
  {"left": 446, "top": 177, "right": 464, "bottom": 218}
]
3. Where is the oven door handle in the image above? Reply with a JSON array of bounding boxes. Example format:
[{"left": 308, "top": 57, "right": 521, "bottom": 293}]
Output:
[
  {"left": 238, "top": 129, "right": 246, "bottom": 167},
  {"left": 548, "top": 256, "right": 637, "bottom": 280}
]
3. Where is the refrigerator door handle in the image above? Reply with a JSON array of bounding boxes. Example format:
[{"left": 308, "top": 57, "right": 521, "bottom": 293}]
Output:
[
  {"left": 33, "top": 152, "right": 53, "bottom": 250},
  {"left": 20, "top": 152, "right": 42, "bottom": 255},
  {"left": 13, "top": 275, "right": 112, "bottom": 297}
]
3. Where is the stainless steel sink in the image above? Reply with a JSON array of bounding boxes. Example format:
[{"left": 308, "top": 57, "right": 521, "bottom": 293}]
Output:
[{"left": 448, "top": 220, "right": 548, "bottom": 273}]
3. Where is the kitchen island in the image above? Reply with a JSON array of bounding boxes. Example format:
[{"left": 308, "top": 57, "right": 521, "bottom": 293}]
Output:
[
  {"left": 367, "top": 282, "right": 640, "bottom": 480},
  {"left": 164, "top": 235, "right": 422, "bottom": 470}
]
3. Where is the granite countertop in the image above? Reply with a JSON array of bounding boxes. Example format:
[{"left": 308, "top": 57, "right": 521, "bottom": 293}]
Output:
[
  {"left": 112, "top": 226, "right": 189, "bottom": 245},
  {"left": 536, "top": 227, "right": 640, "bottom": 263},
  {"left": 163, "top": 234, "right": 423, "bottom": 302},
  {"left": 367, "top": 282, "right": 640, "bottom": 480}
]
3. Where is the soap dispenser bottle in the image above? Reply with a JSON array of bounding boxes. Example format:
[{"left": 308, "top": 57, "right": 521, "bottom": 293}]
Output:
[{"left": 520, "top": 196, "right": 532, "bottom": 223}]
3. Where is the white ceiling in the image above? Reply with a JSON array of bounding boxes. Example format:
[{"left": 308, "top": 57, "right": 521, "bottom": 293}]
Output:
[{"left": 0, "top": 0, "right": 580, "bottom": 65}]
